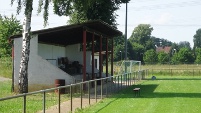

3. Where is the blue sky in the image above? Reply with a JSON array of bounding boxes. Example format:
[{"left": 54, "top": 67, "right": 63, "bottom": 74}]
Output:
[{"left": 1, "top": 0, "right": 201, "bottom": 47}]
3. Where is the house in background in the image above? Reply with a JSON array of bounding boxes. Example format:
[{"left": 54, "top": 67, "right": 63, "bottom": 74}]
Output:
[
  {"left": 156, "top": 46, "right": 171, "bottom": 54},
  {"left": 10, "top": 20, "right": 122, "bottom": 92}
]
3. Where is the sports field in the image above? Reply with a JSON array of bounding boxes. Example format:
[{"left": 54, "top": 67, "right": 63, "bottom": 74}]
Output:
[{"left": 78, "top": 76, "right": 201, "bottom": 113}]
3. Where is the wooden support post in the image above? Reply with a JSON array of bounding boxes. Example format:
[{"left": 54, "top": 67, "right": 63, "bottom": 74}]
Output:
[{"left": 83, "top": 30, "right": 87, "bottom": 90}]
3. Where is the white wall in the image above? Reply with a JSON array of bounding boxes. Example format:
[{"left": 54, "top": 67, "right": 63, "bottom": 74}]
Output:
[
  {"left": 38, "top": 43, "right": 65, "bottom": 66},
  {"left": 65, "top": 44, "right": 91, "bottom": 66},
  {"left": 14, "top": 35, "right": 75, "bottom": 91}
]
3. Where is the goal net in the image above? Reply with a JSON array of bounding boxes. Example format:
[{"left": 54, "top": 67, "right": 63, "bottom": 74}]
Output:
[{"left": 117, "top": 60, "right": 141, "bottom": 75}]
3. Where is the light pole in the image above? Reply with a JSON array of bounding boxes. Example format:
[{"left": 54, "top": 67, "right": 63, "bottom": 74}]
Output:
[{"left": 125, "top": 1, "right": 128, "bottom": 61}]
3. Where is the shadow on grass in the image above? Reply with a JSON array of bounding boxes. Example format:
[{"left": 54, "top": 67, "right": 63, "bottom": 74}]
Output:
[
  {"left": 144, "top": 77, "right": 201, "bottom": 81},
  {"left": 116, "top": 84, "right": 201, "bottom": 98},
  {"left": 95, "top": 98, "right": 118, "bottom": 113}
]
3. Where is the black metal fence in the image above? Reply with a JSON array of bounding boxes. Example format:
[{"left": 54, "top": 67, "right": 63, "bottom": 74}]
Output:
[{"left": 0, "top": 69, "right": 149, "bottom": 113}]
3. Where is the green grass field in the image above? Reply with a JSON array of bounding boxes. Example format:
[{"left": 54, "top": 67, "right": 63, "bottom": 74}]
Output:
[
  {"left": 78, "top": 76, "right": 201, "bottom": 113},
  {"left": 0, "top": 80, "right": 71, "bottom": 113},
  {"left": 0, "top": 57, "right": 12, "bottom": 78}
]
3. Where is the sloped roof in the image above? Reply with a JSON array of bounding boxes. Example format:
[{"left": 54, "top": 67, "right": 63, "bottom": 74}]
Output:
[
  {"left": 156, "top": 46, "right": 171, "bottom": 53},
  {"left": 10, "top": 20, "right": 122, "bottom": 46}
]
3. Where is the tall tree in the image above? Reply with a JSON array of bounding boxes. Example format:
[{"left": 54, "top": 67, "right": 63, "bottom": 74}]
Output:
[
  {"left": 68, "top": 0, "right": 130, "bottom": 27},
  {"left": 193, "top": 28, "right": 201, "bottom": 49},
  {"left": 0, "top": 15, "right": 22, "bottom": 57},
  {"left": 178, "top": 41, "right": 191, "bottom": 50},
  {"left": 129, "top": 24, "right": 153, "bottom": 46},
  {"left": 129, "top": 24, "right": 154, "bottom": 60},
  {"left": 11, "top": 0, "right": 34, "bottom": 93},
  {"left": 195, "top": 48, "right": 201, "bottom": 64}
]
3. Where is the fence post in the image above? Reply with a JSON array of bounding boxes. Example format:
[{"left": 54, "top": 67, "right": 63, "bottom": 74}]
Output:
[
  {"left": 171, "top": 69, "right": 172, "bottom": 76},
  {"left": 193, "top": 69, "right": 194, "bottom": 76},
  {"left": 106, "top": 79, "right": 108, "bottom": 97},
  {"left": 118, "top": 76, "right": 119, "bottom": 92},
  {"left": 121, "top": 74, "right": 122, "bottom": 90},
  {"left": 95, "top": 80, "right": 97, "bottom": 103},
  {"left": 58, "top": 89, "right": 61, "bottom": 113},
  {"left": 88, "top": 82, "right": 90, "bottom": 105},
  {"left": 126, "top": 74, "right": 128, "bottom": 87},
  {"left": 80, "top": 83, "right": 83, "bottom": 109},
  {"left": 23, "top": 95, "right": 26, "bottom": 113},
  {"left": 101, "top": 79, "right": 103, "bottom": 99},
  {"left": 113, "top": 76, "right": 116, "bottom": 93},
  {"left": 43, "top": 92, "right": 46, "bottom": 113},
  {"left": 70, "top": 85, "right": 72, "bottom": 112}
]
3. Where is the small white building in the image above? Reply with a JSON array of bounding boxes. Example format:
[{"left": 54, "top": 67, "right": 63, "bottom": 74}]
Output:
[{"left": 11, "top": 20, "right": 122, "bottom": 91}]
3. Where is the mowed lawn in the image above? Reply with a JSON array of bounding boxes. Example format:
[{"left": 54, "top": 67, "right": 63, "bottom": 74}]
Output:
[{"left": 79, "top": 76, "right": 201, "bottom": 113}]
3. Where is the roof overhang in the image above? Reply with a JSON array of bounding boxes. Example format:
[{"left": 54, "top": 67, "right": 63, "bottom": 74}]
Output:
[{"left": 10, "top": 20, "right": 122, "bottom": 46}]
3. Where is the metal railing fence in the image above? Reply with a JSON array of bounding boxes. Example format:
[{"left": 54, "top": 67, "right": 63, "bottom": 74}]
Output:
[
  {"left": 150, "top": 69, "right": 201, "bottom": 76},
  {"left": 0, "top": 69, "right": 149, "bottom": 113}
]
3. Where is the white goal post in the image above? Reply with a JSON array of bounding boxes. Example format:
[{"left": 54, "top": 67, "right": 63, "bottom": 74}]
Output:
[{"left": 118, "top": 60, "right": 141, "bottom": 75}]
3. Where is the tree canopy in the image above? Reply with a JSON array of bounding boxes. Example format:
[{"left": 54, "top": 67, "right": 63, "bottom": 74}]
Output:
[
  {"left": 193, "top": 28, "right": 201, "bottom": 49},
  {"left": 11, "top": 0, "right": 130, "bottom": 26},
  {"left": 68, "top": 0, "right": 129, "bottom": 27},
  {"left": 0, "top": 15, "right": 22, "bottom": 57},
  {"left": 129, "top": 24, "right": 153, "bottom": 46}
]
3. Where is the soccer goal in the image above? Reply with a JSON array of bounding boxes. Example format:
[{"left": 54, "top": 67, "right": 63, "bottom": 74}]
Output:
[{"left": 118, "top": 60, "right": 141, "bottom": 75}]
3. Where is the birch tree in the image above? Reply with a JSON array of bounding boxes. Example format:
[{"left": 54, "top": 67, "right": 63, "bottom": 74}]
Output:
[
  {"left": 11, "top": 0, "right": 102, "bottom": 93},
  {"left": 11, "top": 0, "right": 34, "bottom": 93}
]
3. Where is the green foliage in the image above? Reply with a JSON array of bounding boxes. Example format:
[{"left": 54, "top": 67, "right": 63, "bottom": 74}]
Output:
[
  {"left": 176, "top": 48, "right": 194, "bottom": 63},
  {"left": 193, "top": 28, "right": 201, "bottom": 48},
  {"left": 178, "top": 41, "right": 191, "bottom": 50},
  {"left": 171, "top": 53, "right": 179, "bottom": 64},
  {"left": 144, "top": 49, "right": 157, "bottom": 64},
  {"left": 68, "top": 0, "right": 130, "bottom": 27},
  {"left": 128, "top": 41, "right": 145, "bottom": 61},
  {"left": 113, "top": 35, "right": 125, "bottom": 61},
  {"left": 129, "top": 24, "right": 153, "bottom": 46},
  {"left": 0, "top": 57, "right": 12, "bottom": 78},
  {"left": 129, "top": 24, "right": 154, "bottom": 62},
  {"left": 157, "top": 52, "right": 169, "bottom": 64},
  {"left": 151, "top": 36, "right": 173, "bottom": 47},
  {"left": 195, "top": 48, "right": 201, "bottom": 64},
  {"left": 0, "top": 15, "right": 22, "bottom": 57}
]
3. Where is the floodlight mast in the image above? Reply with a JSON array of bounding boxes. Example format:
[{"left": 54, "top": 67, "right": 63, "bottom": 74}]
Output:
[
  {"left": 124, "top": 1, "right": 128, "bottom": 74},
  {"left": 125, "top": 1, "right": 128, "bottom": 61}
]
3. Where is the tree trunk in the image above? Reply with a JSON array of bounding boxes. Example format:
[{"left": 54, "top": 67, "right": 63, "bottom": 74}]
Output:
[{"left": 18, "top": 12, "right": 32, "bottom": 93}]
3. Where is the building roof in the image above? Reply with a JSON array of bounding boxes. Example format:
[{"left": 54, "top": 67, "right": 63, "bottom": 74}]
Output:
[
  {"left": 156, "top": 46, "right": 171, "bottom": 53},
  {"left": 10, "top": 20, "right": 122, "bottom": 46}
]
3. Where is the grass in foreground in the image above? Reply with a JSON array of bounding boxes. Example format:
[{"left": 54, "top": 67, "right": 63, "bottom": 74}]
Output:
[
  {"left": 78, "top": 76, "right": 201, "bottom": 113},
  {"left": 0, "top": 57, "right": 12, "bottom": 78},
  {"left": 0, "top": 80, "right": 70, "bottom": 113}
]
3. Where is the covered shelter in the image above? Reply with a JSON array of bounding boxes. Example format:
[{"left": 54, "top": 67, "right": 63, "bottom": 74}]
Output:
[{"left": 10, "top": 20, "right": 122, "bottom": 91}]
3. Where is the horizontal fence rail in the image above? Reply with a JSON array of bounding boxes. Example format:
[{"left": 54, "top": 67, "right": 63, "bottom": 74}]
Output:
[
  {"left": 150, "top": 69, "right": 201, "bottom": 76},
  {"left": 0, "top": 69, "right": 149, "bottom": 113}
]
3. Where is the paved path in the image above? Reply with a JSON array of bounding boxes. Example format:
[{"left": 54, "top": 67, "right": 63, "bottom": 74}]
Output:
[
  {"left": 37, "top": 81, "right": 132, "bottom": 113},
  {"left": 38, "top": 96, "right": 101, "bottom": 113}
]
